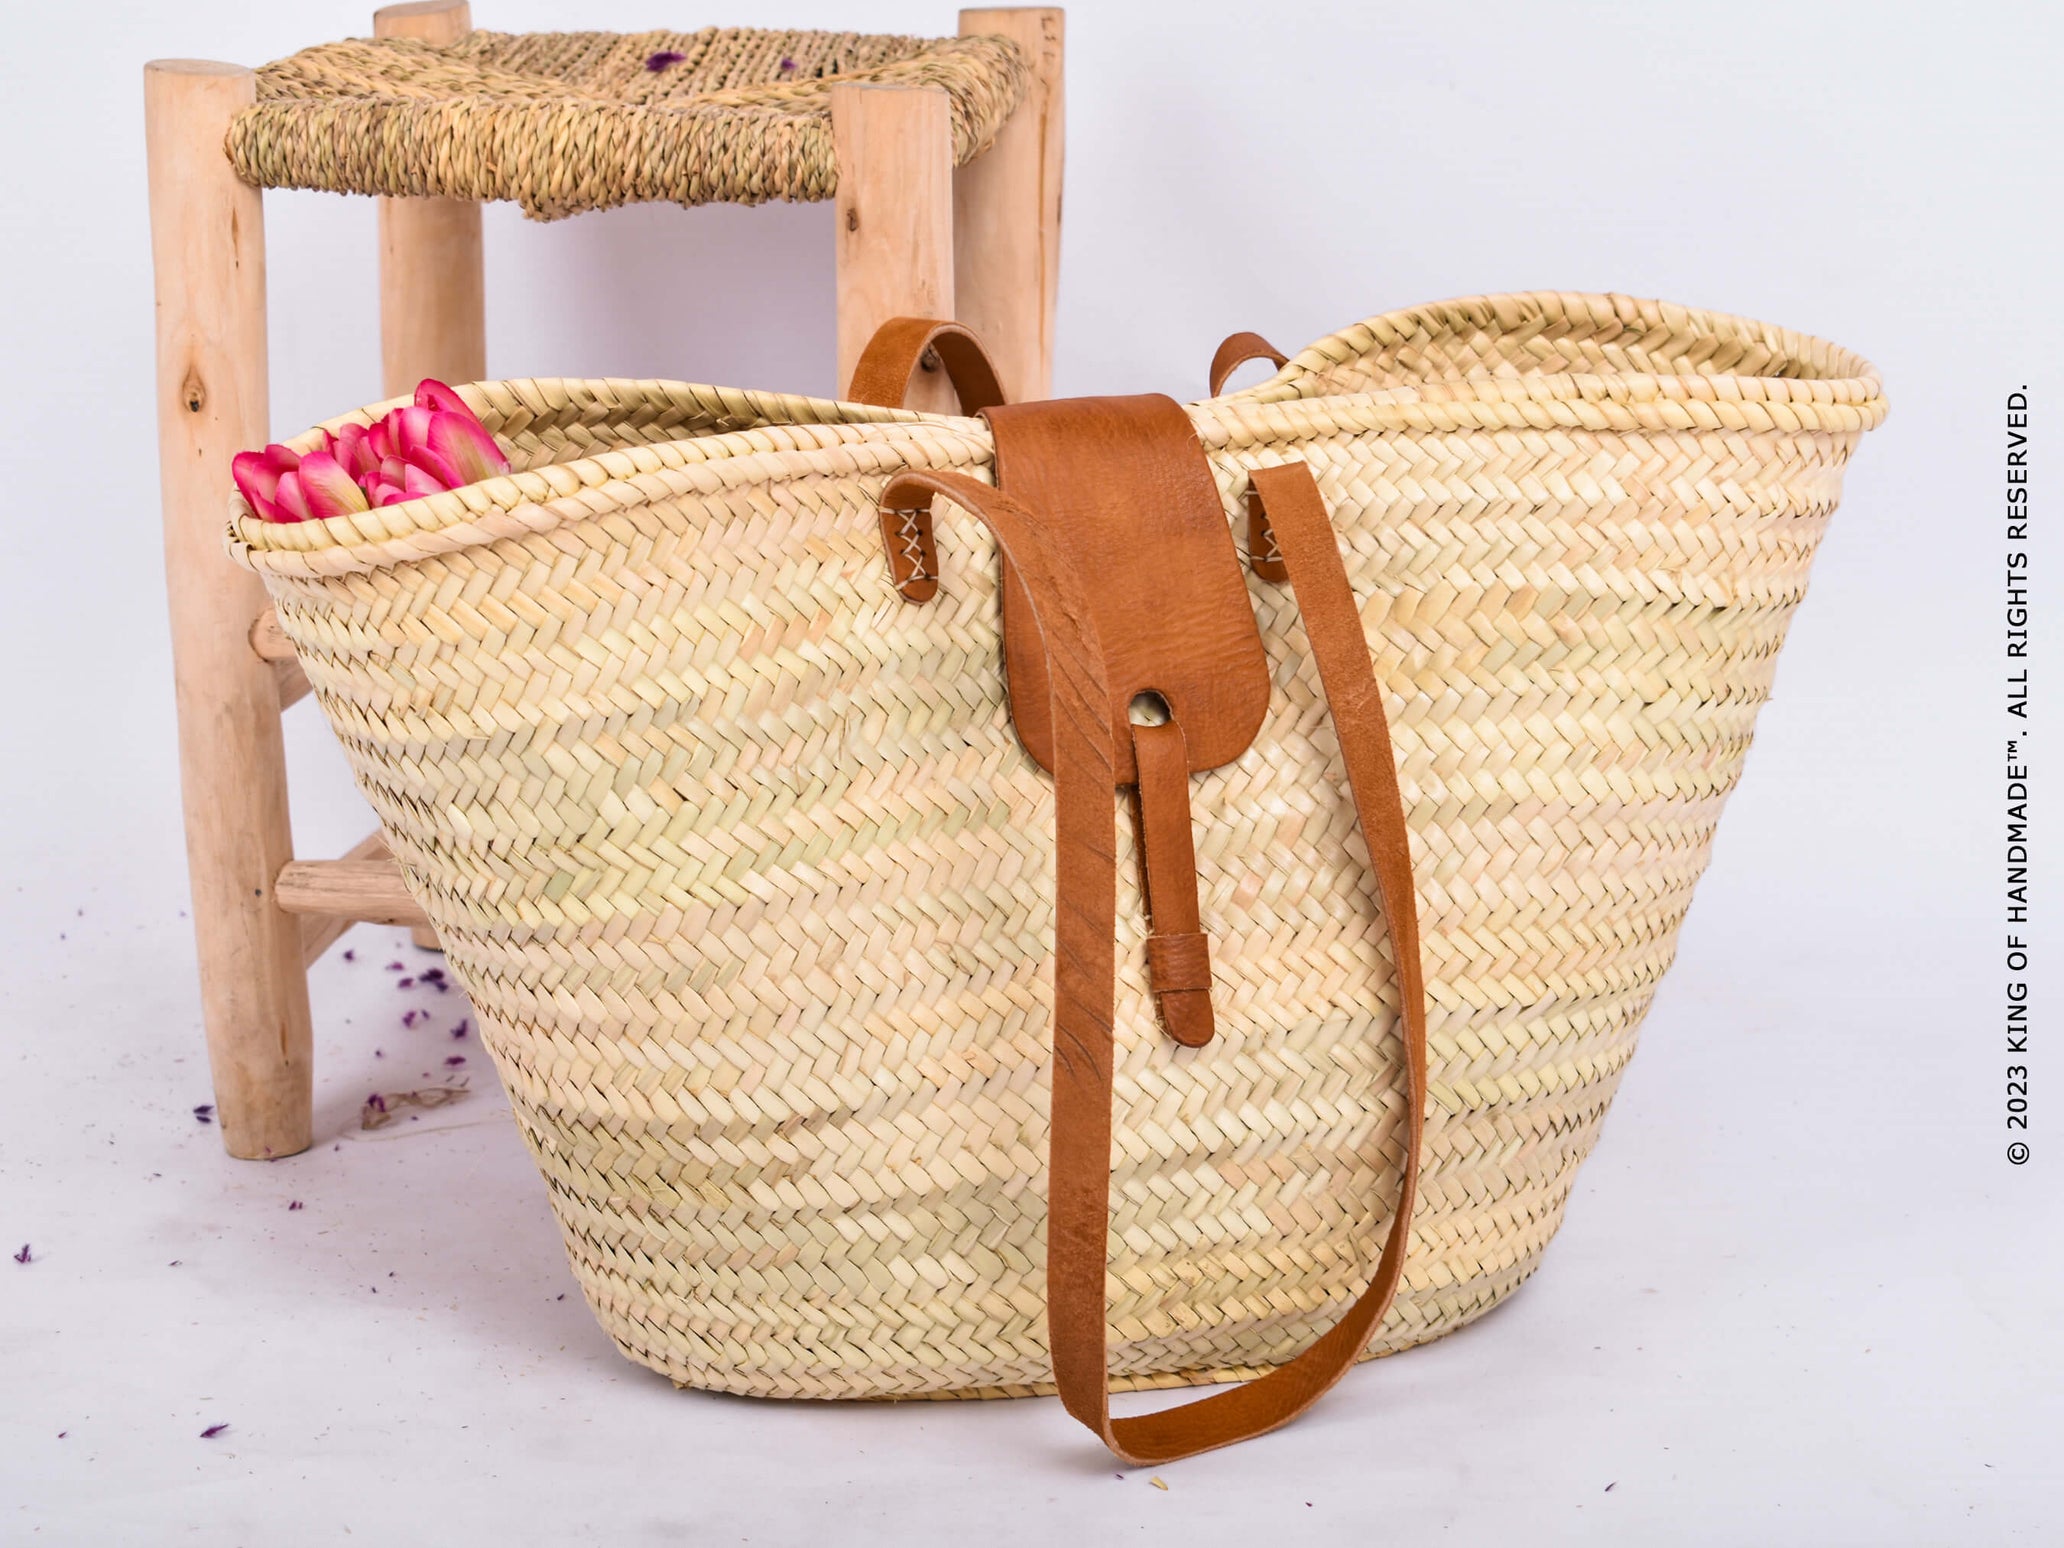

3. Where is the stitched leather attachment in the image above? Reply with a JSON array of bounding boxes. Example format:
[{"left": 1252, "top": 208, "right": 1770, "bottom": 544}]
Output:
[{"left": 984, "top": 395, "right": 1270, "bottom": 784}]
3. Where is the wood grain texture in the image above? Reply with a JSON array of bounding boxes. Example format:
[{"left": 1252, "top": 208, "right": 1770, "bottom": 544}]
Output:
[
  {"left": 374, "top": 1, "right": 486, "bottom": 397},
  {"left": 277, "top": 858, "right": 431, "bottom": 929},
  {"left": 954, "top": 9, "right": 1063, "bottom": 402},
  {"left": 832, "top": 84, "right": 958, "bottom": 414},
  {"left": 146, "top": 59, "right": 312, "bottom": 1160}
]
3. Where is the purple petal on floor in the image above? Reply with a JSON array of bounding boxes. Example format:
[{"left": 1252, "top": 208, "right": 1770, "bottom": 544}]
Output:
[
  {"left": 287, "top": 1201, "right": 304, "bottom": 1211},
  {"left": 200, "top": 1423, "right": 229, "bottom": 1439},
  {"left": 193, "top": 1105, "right": 214, "bottom": 1124},
  {"left": 445, "top": 1055, "right": 466, "bottom": 1067},
  {"left": 12, "top": 1244, "right": 29, "bottom": 1264}
]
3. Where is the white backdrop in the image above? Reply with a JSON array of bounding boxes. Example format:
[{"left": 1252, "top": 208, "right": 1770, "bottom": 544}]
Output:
[{"left": 3, "top": 2, "right": 2060, "bottom": 1542}]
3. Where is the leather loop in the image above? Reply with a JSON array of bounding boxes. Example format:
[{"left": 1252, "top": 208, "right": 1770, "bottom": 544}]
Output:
[
  {"left": 1133, "top": 718, "right": 1215, "bottom": 1047},
  {"left": 1144, "top": 933, "right": 1211, "bottom": 992},
  {"left": 1207, "top": 330, "right": 1289, "bottom": 397},
  {"left": 876, "top": 459, "right": 1427, "bottom": 1466},
  {"left": 848, "top": 317, "right": 1008, "bottom": 415}
]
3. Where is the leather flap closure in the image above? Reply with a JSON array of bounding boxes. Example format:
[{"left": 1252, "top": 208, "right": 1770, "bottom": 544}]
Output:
[{"left": 985, "top": 395, "right": 1270, "bottom": 783}]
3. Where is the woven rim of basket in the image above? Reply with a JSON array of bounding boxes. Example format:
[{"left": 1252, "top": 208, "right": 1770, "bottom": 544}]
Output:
[
  {"left": 230, "top": 291, "right": 1887, "bottom": 579},
  {"left": 226, "top": 28, "right": 1029, "bottom": 217}
]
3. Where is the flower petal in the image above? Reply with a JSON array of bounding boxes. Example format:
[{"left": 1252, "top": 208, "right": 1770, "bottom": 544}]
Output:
[
  {"left": 392, "top": 405, "right": 438, "bottom": 455},
  {"left": 331, "top": 422, "right": 378, "bottom": 480},
  {"left": 402, "top": 462, "right": 446, "bottom": 497},
  {"left": 423, "top": 410, "right": 510, "bottom": 484},
  {"left": 413, "top": 379, "right": 473, "bottom": 417},
  {"left": 296, "top": 451, "right": 371, "bottom": 519},
  {"left": 232, "top": 445, "right": 300, "bottom": 519},
  {"left": 362, "top": 475, "right": 407, "bottom": 507},
  {"left": 272, "top": 470, "right": 313, "bottom": 523}
]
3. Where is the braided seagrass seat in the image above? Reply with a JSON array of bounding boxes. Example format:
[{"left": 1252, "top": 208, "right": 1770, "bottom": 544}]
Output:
[{"left": 227, "top": 28, "right": 1030, "bottom": 218}]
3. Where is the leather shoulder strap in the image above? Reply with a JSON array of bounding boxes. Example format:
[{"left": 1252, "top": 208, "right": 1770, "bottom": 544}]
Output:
[
  {"left": 848, "top": 318, "right": 1008, "bottom": 415},
  {"left": 879, "top": 459, "right": 1426, "bottom": 1465},
  {"left": 1207, "top": 331, "right": 1289, "bottom": 396}
]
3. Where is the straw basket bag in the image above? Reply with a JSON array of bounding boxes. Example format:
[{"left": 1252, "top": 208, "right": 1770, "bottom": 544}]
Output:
[{"left": 231, "top": 293, "right": 1885, "bottom": 1462}]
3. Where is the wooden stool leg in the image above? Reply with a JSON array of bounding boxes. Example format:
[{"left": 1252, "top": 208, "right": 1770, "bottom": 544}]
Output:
[
  {"left": 374, "top": 1, "right": 485, "bottom": 402},
  {"left": 145, "top": 61, "right": 313, "bottom": 1160},
  {"left": 954, "top": 8, "right": 1064, "bottom": 402},
  {"left": 832, "top": 83, "right": 958, "bottom": 412},
  {"left": 376, "top": 2, "right": 482, "bottom": 956}
]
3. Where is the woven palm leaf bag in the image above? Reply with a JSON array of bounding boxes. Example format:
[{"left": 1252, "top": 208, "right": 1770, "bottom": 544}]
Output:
[{"left": 232, "top": 291, "right": 1884, "bottom": 1458}]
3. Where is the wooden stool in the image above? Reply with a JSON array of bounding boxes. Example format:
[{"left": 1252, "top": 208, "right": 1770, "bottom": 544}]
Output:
[{"left": 145, "top": 2, "right": 1064, "bottom": 1159}]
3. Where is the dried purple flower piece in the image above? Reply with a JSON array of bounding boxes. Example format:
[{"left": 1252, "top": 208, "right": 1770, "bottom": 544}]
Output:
[
  {"left": 287, "top": 1200, "right": 304, "bottom": 1211},
  {"left": 421, "top": 967, "right": 446, "bottom": 983},
  {"left": 193, "top": 1104, "right": 215, "bottom": 1124},
  {"left": 385, "top": 961, "right": 405, "bottom": 972},
  {"left": 451, "top": 1019, "right": 470, "bottom": 1039},
  {"left": 402, "top": 1010, "right": 420, "bottom": 1028},
  {"left": 398, "top": 977, "right": 415, "bottom": 989},
  {"left": 645, "top": 49, "right": 686, "bottom": 72},
  {"left": 200, "top": 1423, "right": 229, "bottom": 1440},
  {"left": 368, "top": 1092, "right": 388, "bottom": 1111},
  {"left": 445, "top": 1055, "right": 466, "bottom": 1067},
  {"left": 12, "top": 1243, "right": 29, "bottom": 1264},
  {"left": 342, "top": 949, "right": 357, "bottom": 962},
  {"left": 779, "top": 56, "right": 796, "bottom": 72}
]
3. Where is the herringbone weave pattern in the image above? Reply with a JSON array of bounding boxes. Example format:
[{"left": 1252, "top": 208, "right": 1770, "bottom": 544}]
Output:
[{"left": 232, "top": 293, "right": 1885, "bottom": 1399}]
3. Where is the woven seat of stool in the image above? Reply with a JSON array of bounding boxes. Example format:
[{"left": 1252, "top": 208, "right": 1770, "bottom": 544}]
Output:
[{"left": 226, "top": 28, "right": 1029, "bottom": 219}]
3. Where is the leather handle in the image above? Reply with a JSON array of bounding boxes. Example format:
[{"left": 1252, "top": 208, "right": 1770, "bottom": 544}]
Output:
[
  {"left": 1207, "top": 331, "right": 1289, "bottom": 397},
  {"left": 878, "top": 461, "right": 1426, "bottom": 1465},
  {"left": 848, "top": 318, "right": 1009, "bottom": 415}
]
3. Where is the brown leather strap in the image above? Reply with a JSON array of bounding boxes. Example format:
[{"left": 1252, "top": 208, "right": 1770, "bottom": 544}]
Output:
[
  {"left": 848, "top": 318, "right": 1008, "bottom": 415},
  {"left": 1207, "top": 331, "right": 1289, "bottom": 397},
  {"left": 985, "top": 396, "right": 1272, "bottom": 783},
  {"left": 1132, "top": 719, "right": 1214, "bottom": 1048},
  {"left": 878, "top": 459, "right": 1426, "bottom": 1465}
]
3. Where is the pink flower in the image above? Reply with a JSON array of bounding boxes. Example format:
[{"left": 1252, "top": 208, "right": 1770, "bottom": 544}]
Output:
[
  {"left": 229, "top": 444, "right": 302, "bottom": 522},
  {"left": 233, "top": 380, "right": 509, "bottom": 523},
  {"left": 295, "top": 451, "right": 370, "bottom": 519}
]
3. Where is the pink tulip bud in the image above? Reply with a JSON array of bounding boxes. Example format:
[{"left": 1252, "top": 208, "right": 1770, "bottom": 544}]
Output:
[
  {"left": 414, "top": 379, "right": 473, "bottom": 417},
  {"left": 296, "top": 451, "right": 371, "bottom": 519},
  {"left": 235, "top": 385, "right": 506, "bottom": 521},
  {"left": 364, "top": 475, "right": 412, "bottom": 507},
  {"left": 272, "top": 470, "right": 314, "bottom": 523},
  {"left": 422, "top": 411, "right": 510, "bottom": 485},
  {"left": 231, "top": 444, "right": 301, "bottom": 521},
  {"left": 329, "top": 422, "right": 379, "bottom": 481}
]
